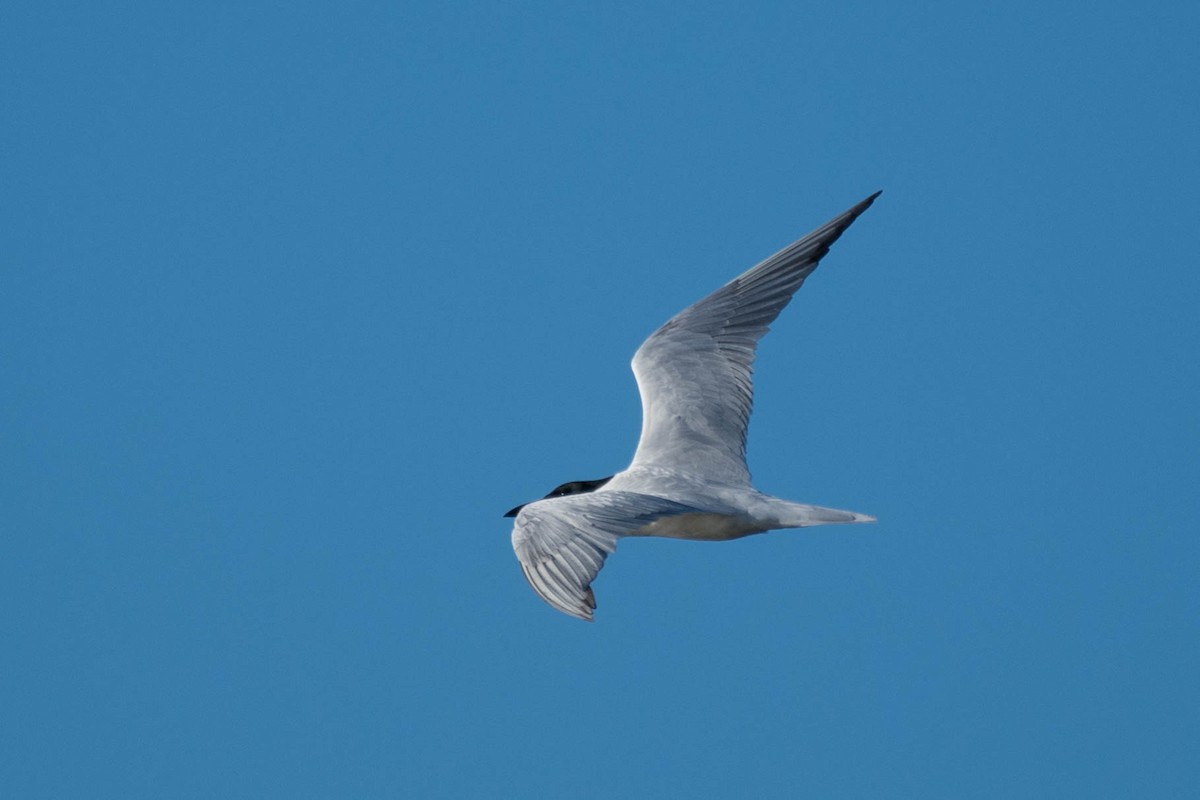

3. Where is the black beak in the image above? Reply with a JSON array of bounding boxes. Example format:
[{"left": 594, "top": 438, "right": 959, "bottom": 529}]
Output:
[{"left": 503, "top": 504, "right": 526, "bottom": 518}]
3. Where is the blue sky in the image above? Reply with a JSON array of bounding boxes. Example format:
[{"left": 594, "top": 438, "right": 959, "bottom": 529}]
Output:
[{"left": 2, "top": 1, "right": 1197, "bottom": 797}]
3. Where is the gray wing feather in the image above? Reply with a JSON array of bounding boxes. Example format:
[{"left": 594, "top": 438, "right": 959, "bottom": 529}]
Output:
[
  {"left": 512, "top": 491, "right": 702, "bottom": 621},
  {"left": 629, "top": 192, "right": 881, "bottom": 484}
]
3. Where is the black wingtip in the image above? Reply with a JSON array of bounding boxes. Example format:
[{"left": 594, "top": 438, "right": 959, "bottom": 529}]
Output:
[{"left": 831, "top": 190, "right": 882, "bottom": 230}]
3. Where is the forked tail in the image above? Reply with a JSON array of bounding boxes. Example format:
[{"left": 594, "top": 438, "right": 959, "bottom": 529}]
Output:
[{"left": 768, "top": 499, "right": 877, "bottom": 528}]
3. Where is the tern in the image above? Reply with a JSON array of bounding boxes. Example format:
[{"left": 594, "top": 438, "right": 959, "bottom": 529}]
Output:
[{"left": 505, "top": 192, "right": 881, "bottom": 620}]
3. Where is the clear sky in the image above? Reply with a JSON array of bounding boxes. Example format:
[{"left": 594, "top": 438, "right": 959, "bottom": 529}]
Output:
[{"left": 3, "top": 1, "right": 1197, "bottom": 797}]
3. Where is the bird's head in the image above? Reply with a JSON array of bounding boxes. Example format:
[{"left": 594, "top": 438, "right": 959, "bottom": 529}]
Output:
[{"left": 503, "top": 475, "right": 614, "bottom": 518}]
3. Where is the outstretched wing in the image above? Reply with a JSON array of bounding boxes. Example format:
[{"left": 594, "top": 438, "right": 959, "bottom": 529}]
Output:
[
  {"left": 511, "top": 491, "right": 702, "bottom": 621},
  {"left": 628, "top": 192, "right": 880, "bottom": 485}
]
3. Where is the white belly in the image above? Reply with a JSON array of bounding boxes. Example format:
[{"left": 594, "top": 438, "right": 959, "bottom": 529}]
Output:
[{"left": 630, "top": 512, "right": 766, "bottom": 542}]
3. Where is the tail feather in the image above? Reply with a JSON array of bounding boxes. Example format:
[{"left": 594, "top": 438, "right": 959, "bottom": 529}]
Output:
[{"left": 771, "top": 501, "right": 876, "bottom": 528}]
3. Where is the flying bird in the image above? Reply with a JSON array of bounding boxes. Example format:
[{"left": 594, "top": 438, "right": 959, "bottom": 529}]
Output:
[{"left": 505, "top": 193, "right": 881, "bottom": 620}]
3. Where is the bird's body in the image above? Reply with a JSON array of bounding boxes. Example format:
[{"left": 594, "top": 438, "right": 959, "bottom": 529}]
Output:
[{"left": 506, "top": 193, "right": 881, "bottom": 620}]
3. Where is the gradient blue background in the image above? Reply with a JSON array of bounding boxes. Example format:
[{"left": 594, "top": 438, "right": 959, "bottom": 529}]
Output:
[{"left": 3, "top": 2, "right": 1197, "bottom": 797}]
